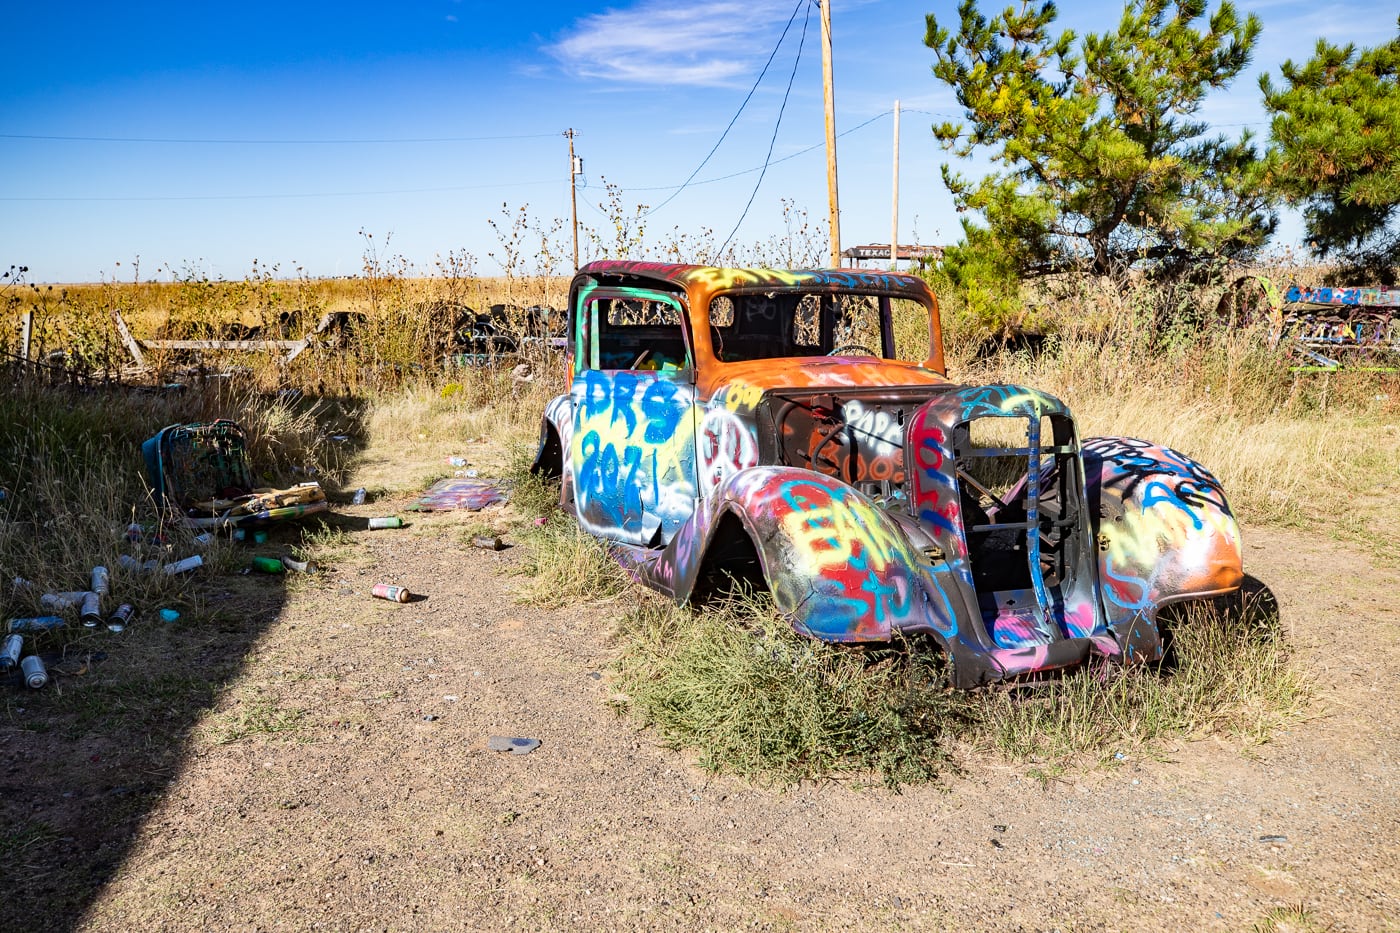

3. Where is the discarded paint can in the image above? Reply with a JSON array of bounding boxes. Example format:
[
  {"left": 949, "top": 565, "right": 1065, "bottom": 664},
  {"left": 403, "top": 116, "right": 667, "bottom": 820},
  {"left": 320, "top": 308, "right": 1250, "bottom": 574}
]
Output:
[
  {"left": 446, "top": 456, "right": 468, "bottom": 467},
  {"left": 107, "top": 603, "right": 135, "bottom": 633},
  {"left": 80, "top": 591, "right": 102, "bottom": 627},
  {"left": 192, "top": 532, "right": 214, "bottom": 547},
  {"left": 471, "top": 535, "right": 504, "bottom": 551},
  {"left": 117, "top": 554, "right": 141, "bottom": 572},
  {"left": 163, "top": 554, "right": 203, "bottom": 575},
  {"left": 351, "top": 487, "right": 367, "bottom": 505},
  {"left": 91, "top": 565, "right": 110, "bottom": 596},
  {"left": 141, "top": 559, "right": 159, "bottom": 574},
  {"left": 367, "top": 516, "right": 403, "bottom": 530},
  {"left": 125, "top": 522, "right": 144, "bottom": 543},
  {"left": 20, "top": 655, "right": 48, "bottom": 689},
  {"left": 281, "top": 555, "right": 317, "bottom": 574},
  {"left": 0, "top": 634, "right": 22, "bottom": 671},
  {"left": 371, "top": 583, "right": 411, "bottom": 603},
  {"left": 41, "top": 592, "right": 87, "bottom": 611},
  {"left": 9, "top": 616, "right": 65, "bottom": 632},
  {"left": 250, "top": 556, "right": 285, "bottom": 574},
  {"left": 232, "top": 528, "right": 268, "bottom": 544}
]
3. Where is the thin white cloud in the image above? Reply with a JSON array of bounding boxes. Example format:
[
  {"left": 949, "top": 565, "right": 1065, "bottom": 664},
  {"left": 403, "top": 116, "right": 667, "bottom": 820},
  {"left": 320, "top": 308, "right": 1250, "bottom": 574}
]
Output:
[{"left": 548, "top": 0, "right": 801, "bottom": 88}]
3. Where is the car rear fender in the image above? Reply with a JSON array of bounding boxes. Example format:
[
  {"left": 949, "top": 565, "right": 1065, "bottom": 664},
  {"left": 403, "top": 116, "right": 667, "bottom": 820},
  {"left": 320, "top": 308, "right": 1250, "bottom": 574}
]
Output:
[{"left": 1083, "top": 437, "right": 1244, "bottom": 631}]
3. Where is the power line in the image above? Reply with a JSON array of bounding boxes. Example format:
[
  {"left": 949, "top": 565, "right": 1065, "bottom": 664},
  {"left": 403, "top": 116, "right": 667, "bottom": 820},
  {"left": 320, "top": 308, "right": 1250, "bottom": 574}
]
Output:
[
  {"left": 0, "top": 131, "right": 562, "bottom": 145},
  {"left": 0, "top": 111, "right": 892, "bottom": 205},
  {"left": 641, "top": 0, "right": 808, "bottom": 218},
  {"left": 633, "top": 110, "right": 890, "bottom": 192},
  {"left": 0, "top": 179, "right": 558, "bottom": 203},
  {"left": 719, "top": 0, "right": 812, "bottom": 255}
]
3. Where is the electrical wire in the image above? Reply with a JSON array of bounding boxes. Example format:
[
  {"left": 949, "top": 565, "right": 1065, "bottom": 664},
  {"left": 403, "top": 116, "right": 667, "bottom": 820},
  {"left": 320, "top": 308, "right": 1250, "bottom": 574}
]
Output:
[
  {"left": 0, "top": 131, "right": 562, "bottom": 145},
  {"left": 640, "top": 0, "right": 807, "bottom": 218},
  {"left": 0, "top": 179, "right": 557, "bottom": 203},
  {"left": 630, "top": 110, "right": 890, "bottom": 192},
  {"left": 717, "top": 0, "right": 812, "bottom": 256}
]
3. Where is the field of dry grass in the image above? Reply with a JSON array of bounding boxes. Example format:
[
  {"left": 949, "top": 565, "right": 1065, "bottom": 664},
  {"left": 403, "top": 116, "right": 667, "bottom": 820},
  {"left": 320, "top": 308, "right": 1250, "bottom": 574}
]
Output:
[{"left": 1, "top": 252, "right": 1397, "bottom": 928}]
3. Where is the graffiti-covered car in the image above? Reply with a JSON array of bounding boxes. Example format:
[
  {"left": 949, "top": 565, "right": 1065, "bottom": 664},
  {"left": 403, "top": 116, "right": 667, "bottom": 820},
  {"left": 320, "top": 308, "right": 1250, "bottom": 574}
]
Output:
[{"left": 532, "top": 262, "right": 1243, "bottom": 687}]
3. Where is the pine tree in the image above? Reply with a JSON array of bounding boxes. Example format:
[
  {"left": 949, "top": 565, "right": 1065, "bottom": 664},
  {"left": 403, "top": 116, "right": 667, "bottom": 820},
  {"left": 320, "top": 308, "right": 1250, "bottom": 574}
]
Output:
[
  {"left": 1260, "top": 20, "right": 1400, "bottom": 284},
  {"left": 925, "top": 0, "right": 1275, "bottom": 286}
]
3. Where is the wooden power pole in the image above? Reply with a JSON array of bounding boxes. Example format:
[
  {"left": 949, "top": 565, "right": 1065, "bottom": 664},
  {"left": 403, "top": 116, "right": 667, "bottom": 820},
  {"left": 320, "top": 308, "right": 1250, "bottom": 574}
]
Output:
[
  {"left": 567, "top": 129, "right": 580, "bottom": 271},
  {"left": 890, "top": 99, "right": 900, "bottom": 270},
  {"left": 820, "top": 0, "right": 841, "bottom": 268}
]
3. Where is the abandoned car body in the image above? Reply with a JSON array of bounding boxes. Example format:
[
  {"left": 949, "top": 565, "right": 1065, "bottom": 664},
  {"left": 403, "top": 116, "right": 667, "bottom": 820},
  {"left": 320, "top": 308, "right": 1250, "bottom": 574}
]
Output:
[{"left": 532, "top": 262, "right": 1243, "bottom": 688}]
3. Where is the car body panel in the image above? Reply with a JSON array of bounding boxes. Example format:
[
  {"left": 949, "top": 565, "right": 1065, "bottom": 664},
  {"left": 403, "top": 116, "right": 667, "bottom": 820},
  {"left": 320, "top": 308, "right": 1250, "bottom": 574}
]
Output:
[{"left": 534, "top": 261, "right": 1242, "bottom": 687}]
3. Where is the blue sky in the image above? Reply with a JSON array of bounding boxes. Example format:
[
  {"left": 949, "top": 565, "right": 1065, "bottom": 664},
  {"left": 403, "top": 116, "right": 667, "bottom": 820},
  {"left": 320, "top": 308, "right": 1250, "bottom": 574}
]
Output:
[{"left": 2, "top": 1, "right": 1394, "bottom": 283}]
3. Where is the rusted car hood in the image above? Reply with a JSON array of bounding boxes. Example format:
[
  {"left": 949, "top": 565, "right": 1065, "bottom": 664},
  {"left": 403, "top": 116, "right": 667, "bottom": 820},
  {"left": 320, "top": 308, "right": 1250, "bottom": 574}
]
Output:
[{"left": 697, "top": 356, "right": 947, "bottom": 398}]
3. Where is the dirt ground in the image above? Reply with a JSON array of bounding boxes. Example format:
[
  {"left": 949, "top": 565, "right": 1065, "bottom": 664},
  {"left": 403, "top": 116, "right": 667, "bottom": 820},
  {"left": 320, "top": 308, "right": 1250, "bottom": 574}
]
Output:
[{"left": 6, "top": 495, "right": 1399, "bottom": 931}]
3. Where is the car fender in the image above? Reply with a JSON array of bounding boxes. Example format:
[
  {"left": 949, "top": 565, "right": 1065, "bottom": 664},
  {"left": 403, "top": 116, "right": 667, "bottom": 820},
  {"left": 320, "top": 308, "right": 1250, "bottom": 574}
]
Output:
[
  {"left": 1083, "top": 437, "right": 1243, "bottom": 629},
  {"left": 531, "top": 393, "right": 573, "bottom": 475},
  {"left": 682, "top": 465, "right": 957, "bottom": 643}
]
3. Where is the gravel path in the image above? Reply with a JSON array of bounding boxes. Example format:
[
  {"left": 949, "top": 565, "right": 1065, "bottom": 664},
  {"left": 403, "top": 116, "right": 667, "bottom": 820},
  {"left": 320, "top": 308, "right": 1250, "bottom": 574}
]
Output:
[{"left": 60, "top": 512, "right": 1400, "bottom": 931}]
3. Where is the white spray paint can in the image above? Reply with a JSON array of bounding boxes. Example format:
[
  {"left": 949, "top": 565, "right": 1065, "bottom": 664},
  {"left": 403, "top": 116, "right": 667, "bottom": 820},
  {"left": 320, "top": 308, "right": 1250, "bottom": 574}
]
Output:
[
  {"left": 91, "top": 566, "right": 110, "bottom": 596},
  {"left": 80, "top": 591, "right": 102, "bottom": 627},
  {"left": 21, "top": 655, "right": 48, "bottom": 689},
  {"left": 163, "top": 555, "right": 203, "bottom": 575},
  {"left": 41, "top": 592, "right": 88, "bottom": 611},
  {"left": 0, "top": 634, "right": 22, "bottom": 671}
]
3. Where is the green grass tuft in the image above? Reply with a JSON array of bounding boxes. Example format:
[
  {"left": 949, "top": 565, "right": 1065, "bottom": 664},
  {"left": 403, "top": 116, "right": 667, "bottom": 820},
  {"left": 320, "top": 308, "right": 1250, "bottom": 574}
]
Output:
[
  {"left": 610, "top": 594, "right": 956, "bottom": 787},
  {"left": 609, "top": 592, "right": 1310, "bottom": 786}
]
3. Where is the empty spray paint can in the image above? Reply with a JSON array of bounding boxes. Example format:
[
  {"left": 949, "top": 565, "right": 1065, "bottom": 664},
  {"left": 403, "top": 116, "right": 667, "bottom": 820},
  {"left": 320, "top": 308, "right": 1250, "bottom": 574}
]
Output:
[
  {"left": 367, "top": 516, "right": 403, "bottom": 530},
  {"left": 21, "top": 655, "right": 48, "bottom": 689},
  {"left": 163, "top": 555, "right": 203, "bottom": 575},
  {"left": 250, "top": 556, "right": 285, "bottom": 574},
  {"left": 371, "top": 583, "right": 411, "bottom": 603},
  {"left": 91, "top": 565, "right": 110, "bottom": 596},
  {"left": 117, "top": 554, "right": 141, "bottom": 572},
  {"left": 193, "top": 532, "right": 213, "bottom": 547},
  {"left": 9, "top": 616, "right": 65, "bottom": 633},
  {"left": 446, "top": 456, "right": 468, "bottom": 467},
  {"left": 471, "top": 535, "right": 504, "bottom": 551},
  {"left": 80, "top": 591, "right": 102, "bottom": 627},
  {"left": 107, "top": 603, "right": 135, "bottom": 633},
  {"left": 141, "top": 559, "right": 159, "bottom": 574},
  {"left": 41, "top": 592, "right": 87, "bottom": 611},
  {"left": 281, "top": 555, "right": 317, "bottom": 574},
  {"left": 351, "top": 487, "right": 367, "bottom": 505},
  {"left": 0, "top": 634, "right": 22, "bottom": 671}
]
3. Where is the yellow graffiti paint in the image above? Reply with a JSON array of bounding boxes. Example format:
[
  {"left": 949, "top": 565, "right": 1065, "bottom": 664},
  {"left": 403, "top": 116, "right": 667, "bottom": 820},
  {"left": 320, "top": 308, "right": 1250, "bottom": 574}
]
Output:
[
  {"left": 683, "top": 267, "right": 813, "bottom": 291},
  {"left": 780, "top": 493, "right": 910, "bottom": 575},
  {"left": 723, "top": 382, "right": 765, "bottom": 413}
]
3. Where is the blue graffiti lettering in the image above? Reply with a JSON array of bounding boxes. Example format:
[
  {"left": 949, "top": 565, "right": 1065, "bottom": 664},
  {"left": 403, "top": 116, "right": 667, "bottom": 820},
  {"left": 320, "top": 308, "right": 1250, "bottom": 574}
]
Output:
[{"left": 641, "top": 379, "right": 684, "bottom": 443}]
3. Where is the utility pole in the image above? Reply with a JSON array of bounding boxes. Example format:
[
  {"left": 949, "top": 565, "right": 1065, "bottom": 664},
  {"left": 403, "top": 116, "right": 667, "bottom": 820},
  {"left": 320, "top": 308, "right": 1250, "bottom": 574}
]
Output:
[
  {"left": 819, "top": 0, "right": 841, "bottom": 268},
  {"left": 890, "top": 99, "right": 900, "bottom": 270},
  {"left": 567, "top": 129, "right": 581, "bottom": 271}
]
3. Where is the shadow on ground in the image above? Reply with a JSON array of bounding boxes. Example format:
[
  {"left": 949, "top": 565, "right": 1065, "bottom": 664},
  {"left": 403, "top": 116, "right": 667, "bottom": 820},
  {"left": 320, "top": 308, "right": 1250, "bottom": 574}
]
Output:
[{"left": 0, "top": 378, "right": 373, "bottom": 932}]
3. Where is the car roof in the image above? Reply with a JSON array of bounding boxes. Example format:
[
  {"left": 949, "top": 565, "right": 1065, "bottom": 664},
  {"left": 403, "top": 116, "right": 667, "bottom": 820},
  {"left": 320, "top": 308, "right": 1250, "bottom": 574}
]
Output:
[{"left": 574, "top": 260, "right": 934, "bottom": 302}]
